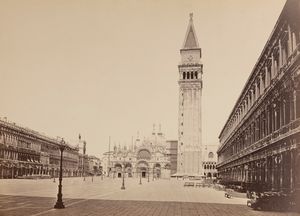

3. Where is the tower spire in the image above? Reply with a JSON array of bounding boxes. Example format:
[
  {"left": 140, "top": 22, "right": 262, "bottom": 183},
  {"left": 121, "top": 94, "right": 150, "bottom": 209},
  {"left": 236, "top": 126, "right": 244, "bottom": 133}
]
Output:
[{"left": 182, "top": 13, "right": 199, "bottom": 49}]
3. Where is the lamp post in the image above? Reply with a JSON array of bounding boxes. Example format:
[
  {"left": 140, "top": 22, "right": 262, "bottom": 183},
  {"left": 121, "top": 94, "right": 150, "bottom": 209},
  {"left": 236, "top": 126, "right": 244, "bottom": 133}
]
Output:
[
  {"left": 83, "top": 155, "right": 86, "bottom": 181},
  {"left": 153, "top": 168, "right": 154, "bottom": 181},
  {"left": 54, "top": 139, "right": 66, "bottom": 209},
  {"left": 139, "top": 168, "right": 142, "bottom": 185},
  {"left": 121, "top": 165, "right": 125, "bottom": 190},
  {"left": 121, "top": 152, "right": 127, "bottom": 190},
  {"left": 53, "top": 169, "right": 56, "bottom": 183},
  {"left": 147, "top": 167, "right": 150, "bottom": 182}
]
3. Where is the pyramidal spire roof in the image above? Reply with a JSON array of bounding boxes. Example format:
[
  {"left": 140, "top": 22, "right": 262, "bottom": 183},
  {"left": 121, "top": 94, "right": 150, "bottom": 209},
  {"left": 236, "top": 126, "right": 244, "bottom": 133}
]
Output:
[{"left": 182, "top": 13, "right": 199, "bottom": 49}]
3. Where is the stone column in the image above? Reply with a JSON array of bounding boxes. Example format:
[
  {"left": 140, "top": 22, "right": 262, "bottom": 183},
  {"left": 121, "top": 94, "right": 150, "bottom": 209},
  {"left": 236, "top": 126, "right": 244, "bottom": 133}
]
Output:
[
  {"left": 282, "top": 100, "right": 286, "bottom": 126},
  {"left": 288, "top": 25, "right": 293, "bottom": 56},
  {"left": 280, "top": 153, "right": 283, "bottom": 189},
  {"left": 11, "top": 167, "right": 14, "bottom": 179},
  {"left": 279, "top": 39, "right": 282, "bottom": 68},
  {"left": 271, "top": 104, "right": 275, "bottom": 132},
  {"left": 245, "top": 166, "right": 248, "bottom": 182},
  {"left": 260, "top": 74, "right": 264, "bottom": 94},
  {"left": 248, "top": 95, "right": 251, "bottom": 112},
  {"left": 290, "top": 90, "right": 296, "bottom": 120},
  {"left": 265, "top": 157, "right": 268, "bottom": 187},
  {"left": 271, "top": 156, "right": 275, "bottom": 191},
  {"left": 272, "top": 54, "right": 276, "bottom": 79},
  {"left": 290, "top": 150, "right": 294, "bottom": 191},
  {"left": 292, "top": 32, "right": 297, "bottom": 52},
  {"left": 255, "top": 83, "right": 258, "bottom": 101},
  {"left": 253, "top": 162, "right": 256, "bottom": 183},
  {"left": 296, "top": 89, "right": 300, "bottom": 118},
  {"left": 1, "top": 165, "right": 4, "bottom": 179},
  {"left": 265, "top": 67, "right": 269, "bottom": 87},
  {"left": 258, "top": 160, "right": 262, "bottom": 182}
]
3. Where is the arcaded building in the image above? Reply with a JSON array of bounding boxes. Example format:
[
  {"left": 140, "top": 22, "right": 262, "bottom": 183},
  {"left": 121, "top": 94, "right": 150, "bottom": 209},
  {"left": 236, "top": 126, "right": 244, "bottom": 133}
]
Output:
[
  {"left": 217, "top": 0, "right": 300, "bottom": 194},
  {"left": 0, "top": 118, "right": 87, "bottom": 178},
  {"left": 202, "top": 145, "right": 218, "bottom": 179}
]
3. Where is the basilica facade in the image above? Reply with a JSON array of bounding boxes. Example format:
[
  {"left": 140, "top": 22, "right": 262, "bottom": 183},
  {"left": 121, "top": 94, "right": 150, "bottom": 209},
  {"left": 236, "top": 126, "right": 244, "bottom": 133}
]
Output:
[{"left": 102, "top": 126, "right": 176, "bottom": 179}]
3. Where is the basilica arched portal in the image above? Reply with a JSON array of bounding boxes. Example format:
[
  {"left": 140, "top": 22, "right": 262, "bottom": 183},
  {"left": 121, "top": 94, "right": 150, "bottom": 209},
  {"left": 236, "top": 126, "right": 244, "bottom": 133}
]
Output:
[
  {"left": 136, "top": 161, "right": 149, "bottom": 178},
  {"left": 153, "top": 163, "right": 161, "bottom": 178},
  {"left": 125, "top": 163, "right": 133, "bottom": 177},
  {"left": 114, "top": 163, "right": 122, "bottom": 178}
]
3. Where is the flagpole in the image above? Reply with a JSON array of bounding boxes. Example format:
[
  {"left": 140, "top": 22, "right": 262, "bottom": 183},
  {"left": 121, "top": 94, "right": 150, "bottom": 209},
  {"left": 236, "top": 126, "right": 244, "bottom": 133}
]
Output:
[{"left": 108, "top": 136, "right": 111, "bottom": 177}]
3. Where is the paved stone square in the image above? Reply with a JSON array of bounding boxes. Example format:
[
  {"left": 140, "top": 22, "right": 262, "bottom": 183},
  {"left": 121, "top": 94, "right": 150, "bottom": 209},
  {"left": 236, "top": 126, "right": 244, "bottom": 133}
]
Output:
[{"left": 0, "top": 177, "right": 299, "bottom": 216}]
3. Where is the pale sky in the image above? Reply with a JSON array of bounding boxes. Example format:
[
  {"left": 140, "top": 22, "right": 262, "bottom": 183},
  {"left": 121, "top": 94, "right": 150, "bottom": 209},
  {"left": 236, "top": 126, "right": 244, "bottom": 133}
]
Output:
[{"left": 0, "top": 0, "right": 286, "bottom": 158}]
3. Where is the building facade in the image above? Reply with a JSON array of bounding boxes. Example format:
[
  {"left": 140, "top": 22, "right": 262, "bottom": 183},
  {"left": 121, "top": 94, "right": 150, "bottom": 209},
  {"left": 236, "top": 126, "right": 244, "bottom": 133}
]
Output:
[
  {"left": 88, "top": 155, "right": 102, "bottom": 175},
  {"left": 217, "top": 0, "right": 300, "bottom": 195},
  {"left": 166, "top": 140, "right": 178, "bottom": 175},
  {"left": 0, "top": 118, "right": 88, "bottom": 179},
  {"left": 177, "top": 13, "right": 203, "bottom": 176},
  {"left": 103, "top": 126, "right": 173, "bottom": 179},
  {"left": 202, "top": 145, "right": 218, "bottom": 179}
]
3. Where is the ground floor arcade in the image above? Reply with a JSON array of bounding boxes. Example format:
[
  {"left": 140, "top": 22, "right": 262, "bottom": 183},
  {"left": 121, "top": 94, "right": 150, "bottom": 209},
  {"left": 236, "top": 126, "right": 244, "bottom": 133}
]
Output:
[
  {"left": 217, "top": 133, "right": 300, "bottom": 194},
  {"left": 109, "top": 161, "right": 171, "bottom": 179}
]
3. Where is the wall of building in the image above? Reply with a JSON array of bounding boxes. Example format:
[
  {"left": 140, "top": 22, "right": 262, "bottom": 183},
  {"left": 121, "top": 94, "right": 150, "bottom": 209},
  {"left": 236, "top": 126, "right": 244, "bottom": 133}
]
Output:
[
  {"left": 202, "top": 145, "right": 218, "bottom": 178},
  {"left": 0, "top": 118, "right": 84, "bottom": 179},
  {"left": 217, "top": 0, "right": 300, "bottom": 194},
  {"left": 166, "top": 140, "right": 178, "bottom": 175}
]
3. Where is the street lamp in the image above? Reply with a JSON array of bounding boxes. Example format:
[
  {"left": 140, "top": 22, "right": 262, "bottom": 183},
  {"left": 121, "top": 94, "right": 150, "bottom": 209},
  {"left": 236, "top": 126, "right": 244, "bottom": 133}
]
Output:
[
  {"left": 83, "top": 154, "right": 86, "bottom": 181},
  {"left": 121, "top": 152, "right": 127, "bottom": 190},
  {"left": 153, "top": 168, "right": 154, "bottom": 181},
  {"left": 139, "top": 168, "right": 142, "bottom": 185},
  {"left": 54, "top": 138, "right": 66, "bottom": 209}
]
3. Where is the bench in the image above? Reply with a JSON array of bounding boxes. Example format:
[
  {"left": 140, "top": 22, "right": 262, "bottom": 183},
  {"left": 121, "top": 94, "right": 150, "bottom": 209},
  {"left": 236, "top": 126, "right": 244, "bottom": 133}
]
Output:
[
  {"left": 184, "top": 182, "right": 195, "bottom": 187},
  {"left": 195, "top": 183, "right": 202, "bottom": 187}
]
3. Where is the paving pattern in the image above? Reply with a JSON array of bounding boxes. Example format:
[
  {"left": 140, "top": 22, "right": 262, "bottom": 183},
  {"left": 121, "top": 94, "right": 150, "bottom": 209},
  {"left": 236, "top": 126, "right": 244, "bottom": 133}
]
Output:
[{"left": 0, "top": 177, "right": 299, "bottom": 216}]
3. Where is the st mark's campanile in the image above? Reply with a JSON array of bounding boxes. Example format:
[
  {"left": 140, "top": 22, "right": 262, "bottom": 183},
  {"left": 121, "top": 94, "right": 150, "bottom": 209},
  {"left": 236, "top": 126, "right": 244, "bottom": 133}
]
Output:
[{"left": 177, "top": 13, "right": 203, "bottom": 176}]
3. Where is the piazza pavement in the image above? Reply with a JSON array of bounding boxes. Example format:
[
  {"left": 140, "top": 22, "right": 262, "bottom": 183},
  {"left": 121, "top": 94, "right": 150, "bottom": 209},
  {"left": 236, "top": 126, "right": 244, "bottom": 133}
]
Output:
[{"left": 0, "top": 177, "right": 299, "bottom": 216}]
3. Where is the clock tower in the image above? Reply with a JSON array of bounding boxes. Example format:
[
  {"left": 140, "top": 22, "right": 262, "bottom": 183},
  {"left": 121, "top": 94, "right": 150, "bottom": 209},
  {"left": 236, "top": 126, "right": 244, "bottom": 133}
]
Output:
[{"left": 177, "top": 13, "right": 203, "bottom": 176}]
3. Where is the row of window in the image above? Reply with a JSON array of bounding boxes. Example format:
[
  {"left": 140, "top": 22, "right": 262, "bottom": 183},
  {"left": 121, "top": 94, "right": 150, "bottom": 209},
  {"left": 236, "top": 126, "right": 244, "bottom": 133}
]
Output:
[
  {"left": 221, "top": 23, "right": 299, "bottom": 143},
  {"left": 182, "top": 71, "right": 198, "bottom": 80},
  {"left": 0, "top": 148, "right": 40, "bottom": 162},
  {"left": 220, "top": 90, "right": 299, "bottom": 160},
  {"left": 204, "top": 164, "right": 216, "bottom": 170}
]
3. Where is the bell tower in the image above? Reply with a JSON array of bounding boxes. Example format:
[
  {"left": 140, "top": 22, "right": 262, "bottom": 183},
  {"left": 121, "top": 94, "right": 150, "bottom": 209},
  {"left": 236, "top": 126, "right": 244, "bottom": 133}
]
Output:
[{"left": 177, "top": 13, "right": 203, "bottom": 176}]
